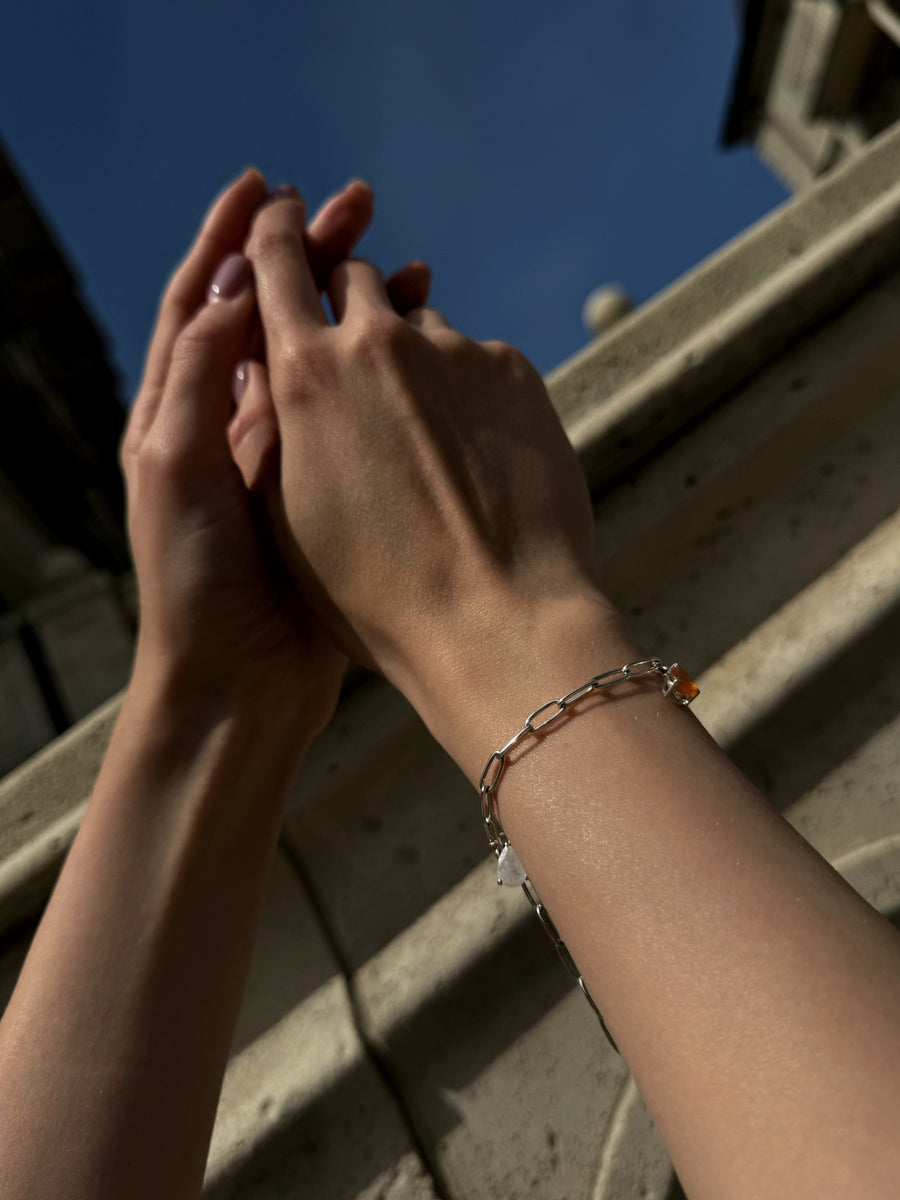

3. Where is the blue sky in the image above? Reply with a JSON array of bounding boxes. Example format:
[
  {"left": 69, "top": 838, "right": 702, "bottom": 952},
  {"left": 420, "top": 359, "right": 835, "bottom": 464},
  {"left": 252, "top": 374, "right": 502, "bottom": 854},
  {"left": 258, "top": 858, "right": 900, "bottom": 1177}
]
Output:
[{"left": 2, "top": 1, "right": 786, "bottom": 400}]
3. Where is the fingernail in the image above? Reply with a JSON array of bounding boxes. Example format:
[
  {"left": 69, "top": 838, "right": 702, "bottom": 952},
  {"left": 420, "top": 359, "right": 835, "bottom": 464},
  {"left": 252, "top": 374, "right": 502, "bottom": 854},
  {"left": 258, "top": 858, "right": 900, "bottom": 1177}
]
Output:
[
  {"left": 208, "top": 253, "right": 251, "bottom": 303},
  {"left": 344, "top": 178, "right": 373, "bottom": 197},
  {"left": 270, "top": 183, "right": 300, "bottom": 200},
  {"left": 233, "top": 362, "right": 250, "bottom": 407}
]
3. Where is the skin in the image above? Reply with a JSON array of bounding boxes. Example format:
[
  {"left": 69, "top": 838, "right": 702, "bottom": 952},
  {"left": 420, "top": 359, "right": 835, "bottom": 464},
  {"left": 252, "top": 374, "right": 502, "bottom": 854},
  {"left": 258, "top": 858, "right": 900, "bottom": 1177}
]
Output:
[
  {"left": 240, "top": 196, "right": 900, "bottom": 1199},
  {"left": 1, "top": 169, "right": 899, "bottom": 1199},
  {"left": 0, "top": 170, "right": 429, "bottom": 1200}
]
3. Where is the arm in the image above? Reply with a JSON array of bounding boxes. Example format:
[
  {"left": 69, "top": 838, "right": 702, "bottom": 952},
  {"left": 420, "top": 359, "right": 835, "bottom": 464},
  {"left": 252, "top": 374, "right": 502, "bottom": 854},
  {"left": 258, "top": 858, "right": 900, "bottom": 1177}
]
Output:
[
  {"left": 0, "top": 668, "right": 317, "bottom": 1200},
  {"left": 0, "top": 169, "right": 430, "bottom": 1200},
  {"left": 241, "top": 208, "right": 900, "bottom": 1199},
  {"left": 411, "top": 600, "right": 900, "bottom": 1200}
]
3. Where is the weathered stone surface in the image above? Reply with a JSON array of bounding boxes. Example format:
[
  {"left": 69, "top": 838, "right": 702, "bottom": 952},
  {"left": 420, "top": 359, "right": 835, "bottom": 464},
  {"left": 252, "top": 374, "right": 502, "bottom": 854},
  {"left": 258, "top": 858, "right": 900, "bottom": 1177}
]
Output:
[
  {"left": 352, "top": 857, "right": 626, "bottom": 1197},
  {"left": 591, "top": 1078, "right": 673, "bottom": 1200},
  {"left": 283, "top": 681, "right": 480, "bottom": 973},
  {"left": 25, "top": 570, "right": 133, "bottom": 721},
  {"left": 0, "top": 802, "right": 85, "bottom": 935},
  {"left": 0, "top": 691, "right": 120, "bottom": 861},
  {"left": 834, "top": 834, "right": 900, "bottom": 918},
  {"left": 594, "top": 270, "right": 900, "bottom": 680},
  {"left": 703, "top": 514, "right": 900, "bottom": 817},
  {"left": 0, "top": 629, "right": 55, "bottom": 776},
  {"left": 786, "top": 710, "right": 900, "bottom": 870},
  {"left": 203, "top": 849, "right": 439, "bottom": 1199}
]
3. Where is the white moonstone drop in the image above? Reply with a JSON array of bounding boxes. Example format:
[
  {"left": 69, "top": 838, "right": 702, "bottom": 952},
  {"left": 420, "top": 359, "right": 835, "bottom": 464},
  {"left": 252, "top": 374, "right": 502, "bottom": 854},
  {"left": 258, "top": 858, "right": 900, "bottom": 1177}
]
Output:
[{"left": 497, "top": 844, "right": 527, "bottom": 887}]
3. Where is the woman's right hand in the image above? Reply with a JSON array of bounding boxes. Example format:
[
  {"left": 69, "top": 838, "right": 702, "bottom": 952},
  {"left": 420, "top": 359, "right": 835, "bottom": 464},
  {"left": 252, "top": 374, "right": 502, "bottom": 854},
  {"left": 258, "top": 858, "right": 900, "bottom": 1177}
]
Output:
[{"left": 244, "top": 189, "right": 626, "bottom": 736}]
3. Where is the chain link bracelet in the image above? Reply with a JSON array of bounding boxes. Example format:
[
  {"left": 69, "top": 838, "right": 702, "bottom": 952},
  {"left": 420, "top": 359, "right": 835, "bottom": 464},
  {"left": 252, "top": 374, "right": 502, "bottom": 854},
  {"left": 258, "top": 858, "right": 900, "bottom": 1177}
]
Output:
[{"left": 478, "top": 657, "right": 700, "bottom": 1053}]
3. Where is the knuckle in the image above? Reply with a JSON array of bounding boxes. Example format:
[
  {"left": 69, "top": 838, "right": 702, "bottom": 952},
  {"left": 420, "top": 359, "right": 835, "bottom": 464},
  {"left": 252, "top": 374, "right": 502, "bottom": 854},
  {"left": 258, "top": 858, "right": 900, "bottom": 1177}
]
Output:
[
  {"left": 485, "top": 339, "right": 539, "bottom": 385},
  {"left": 275, "top": 330, "right": 335, "bottom": 395},
  {"left": 483, "top": 339, "right": 524, "bottom": 367},
  {"left": 277, "top": 329, "right": 322, "bottom": 376},
  {"left": 136, "top": 427, "right": 196, "bottom": 492},
  {"left": 162, "top": 258, "right": 196, "bottom": 317},
  {"left": 133, "top": 430, "right": 172, "bottom": 483},
  {"left": 432, "top": 327, "right": 474, "bottom": 358},
  {"left": 169, "top": 314, "right": 219, "bottom": 369},
  {"left": 348, "top": 310, "right": 411, "bottom": 358}
]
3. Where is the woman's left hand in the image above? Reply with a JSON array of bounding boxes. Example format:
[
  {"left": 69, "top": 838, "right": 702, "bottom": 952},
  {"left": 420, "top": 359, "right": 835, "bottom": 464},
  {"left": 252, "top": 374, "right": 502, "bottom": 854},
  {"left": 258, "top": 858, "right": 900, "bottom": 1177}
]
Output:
[{"left": 121, "top": 168, "right": 429, "bottom": 733}]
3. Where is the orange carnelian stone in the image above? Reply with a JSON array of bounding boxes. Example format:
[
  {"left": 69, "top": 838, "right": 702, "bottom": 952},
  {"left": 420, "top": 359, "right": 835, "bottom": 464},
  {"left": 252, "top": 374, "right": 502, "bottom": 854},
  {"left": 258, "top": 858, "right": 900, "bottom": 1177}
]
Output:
[{"left": 671, "top": 665, "right": 700, "bottom": 700}]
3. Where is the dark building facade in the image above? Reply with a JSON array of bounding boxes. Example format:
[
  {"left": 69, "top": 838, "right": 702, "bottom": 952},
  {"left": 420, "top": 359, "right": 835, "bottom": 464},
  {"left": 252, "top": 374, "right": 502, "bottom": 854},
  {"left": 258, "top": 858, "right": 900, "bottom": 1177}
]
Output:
[
  {"left": 0, "top": 138, "right": 129, "bottom": 612},
  {"left": 1, "top": 139, "right": 135, "bottom": 774}
]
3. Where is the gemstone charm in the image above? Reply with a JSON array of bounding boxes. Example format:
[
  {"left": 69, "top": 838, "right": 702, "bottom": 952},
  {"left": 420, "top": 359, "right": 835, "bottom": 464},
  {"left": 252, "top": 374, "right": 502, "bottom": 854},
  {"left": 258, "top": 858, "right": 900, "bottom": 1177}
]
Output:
[
  {"left": 666, "top": 663, "right": 700, "bottom": 704},
  {"left": 497, "top": 843, "right": 527, "bottom": 887}
]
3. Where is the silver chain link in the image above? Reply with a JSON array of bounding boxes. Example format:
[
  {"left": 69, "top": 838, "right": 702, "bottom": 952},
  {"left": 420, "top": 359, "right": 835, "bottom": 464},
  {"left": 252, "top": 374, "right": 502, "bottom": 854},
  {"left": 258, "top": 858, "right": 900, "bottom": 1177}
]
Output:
[{"left": 478, "top": 658, "right": 699, "bottom": 1053}]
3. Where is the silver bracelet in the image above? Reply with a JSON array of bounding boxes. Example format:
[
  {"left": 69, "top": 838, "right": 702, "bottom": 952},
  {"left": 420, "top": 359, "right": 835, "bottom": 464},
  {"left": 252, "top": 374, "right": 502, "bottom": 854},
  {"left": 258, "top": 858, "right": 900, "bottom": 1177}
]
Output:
[{"left": 478, "top": 658, "right": 700, "bottom": 1052}]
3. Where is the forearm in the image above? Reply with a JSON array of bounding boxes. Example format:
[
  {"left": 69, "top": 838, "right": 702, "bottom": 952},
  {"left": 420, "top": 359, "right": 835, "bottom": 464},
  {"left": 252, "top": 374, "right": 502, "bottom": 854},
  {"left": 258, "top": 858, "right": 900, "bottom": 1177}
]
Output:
[
  {"left": 0, "top": 664, "right": 314, "bottom": 1200},
  {"left": 400, "top": 592, "right": 900, "bottom": 1200}
]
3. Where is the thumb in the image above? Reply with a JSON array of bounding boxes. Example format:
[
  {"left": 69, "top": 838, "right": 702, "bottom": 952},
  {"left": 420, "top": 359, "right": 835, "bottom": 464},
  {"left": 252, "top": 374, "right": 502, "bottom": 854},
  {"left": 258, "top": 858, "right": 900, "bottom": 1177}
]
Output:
[{"left": 228, "top": 359, "right": 280, "bottom": 497}]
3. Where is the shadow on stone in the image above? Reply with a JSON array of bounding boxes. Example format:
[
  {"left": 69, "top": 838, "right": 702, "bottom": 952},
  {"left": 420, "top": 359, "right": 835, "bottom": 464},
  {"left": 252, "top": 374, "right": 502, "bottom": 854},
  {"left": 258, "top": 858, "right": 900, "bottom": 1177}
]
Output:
[{"left": 726, "top": 596, "right": 900, "bottom": 810}]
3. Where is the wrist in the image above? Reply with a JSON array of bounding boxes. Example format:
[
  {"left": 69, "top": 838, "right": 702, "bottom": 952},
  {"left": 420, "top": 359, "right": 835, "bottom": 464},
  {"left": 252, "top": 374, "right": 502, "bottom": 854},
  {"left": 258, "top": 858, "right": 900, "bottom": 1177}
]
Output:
[
  {"left": 126, "top": 646, "right": 328, "bottom": 770},
  {"left": 388, "top": 587, "right": 645, "bottom": 783}
]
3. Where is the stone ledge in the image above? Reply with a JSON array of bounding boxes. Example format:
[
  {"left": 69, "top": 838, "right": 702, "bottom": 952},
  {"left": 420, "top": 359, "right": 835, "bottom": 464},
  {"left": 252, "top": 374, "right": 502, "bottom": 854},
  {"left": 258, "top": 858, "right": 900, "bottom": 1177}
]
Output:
[
  {"left": 697, "top": 507, "right": 900, "bottom": 750},
  {"left": 0, "top": 689, "right": 120, "bottom": 865},
  {"left": 548, "top": 118, "right": 900, "bottom": 487}
]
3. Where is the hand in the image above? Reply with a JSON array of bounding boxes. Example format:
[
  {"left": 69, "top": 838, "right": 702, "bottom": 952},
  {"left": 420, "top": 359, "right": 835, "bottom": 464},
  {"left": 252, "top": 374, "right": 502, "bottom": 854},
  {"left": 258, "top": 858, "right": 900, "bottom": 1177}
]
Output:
[
  {"left": 121, "top": 169, "right": 431, "bottom": 731},
  {"left": 243, "top": 196, "right": 615, "bottom": 715}
]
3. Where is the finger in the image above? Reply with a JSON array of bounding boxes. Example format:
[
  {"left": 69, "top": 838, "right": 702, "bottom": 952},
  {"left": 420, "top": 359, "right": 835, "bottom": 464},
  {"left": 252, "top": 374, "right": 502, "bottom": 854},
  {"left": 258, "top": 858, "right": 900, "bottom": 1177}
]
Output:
[
  {"left": 153, "top": 253, "right": 257, "bottom": 471},
  {"left": 227, "top": 361, "right": 307, "bottom": 609},
  {"left": 246, "top": 187, "right": 328, "bottom": 338},
  {"left": 386, "top": 261, "right": 432, "bottom": 316},
  {"left": 405, "top": 305, "right": 452, "bottom": 334},
  {"left": 228, "top": 360, "right": 280, "bottom": 496},
  {"left": 238, "top": 182, "right": 375, "bottom": 370},
  {"left": 328, "top": 257, "right": 393, "bottom": 324},
  {"left": 132, "top": 168, "right": 268, "bottom": 427},
  {"left": 305, "top": 180, "right": 375, "bottom": 292}
]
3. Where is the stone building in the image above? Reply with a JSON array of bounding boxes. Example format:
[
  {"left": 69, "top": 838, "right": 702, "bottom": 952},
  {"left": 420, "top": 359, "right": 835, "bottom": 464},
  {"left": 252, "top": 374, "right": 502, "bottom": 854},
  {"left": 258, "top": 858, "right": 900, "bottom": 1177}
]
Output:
[
  {"left": 724, "top": 0, "right": 900, "bottom": 188},
  {"left": 0, "top": 140, "right": 135, "bottom": 775},
  {"left": 0, "top": 8, "right": 899, "bottom": 1196}
]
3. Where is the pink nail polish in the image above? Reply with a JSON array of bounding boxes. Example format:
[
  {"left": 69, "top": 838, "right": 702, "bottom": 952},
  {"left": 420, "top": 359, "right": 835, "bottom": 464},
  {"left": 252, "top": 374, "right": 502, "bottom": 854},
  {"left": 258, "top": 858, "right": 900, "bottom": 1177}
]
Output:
[{"left": 208, "top": 253, "right": 251, "bottom": 303}]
